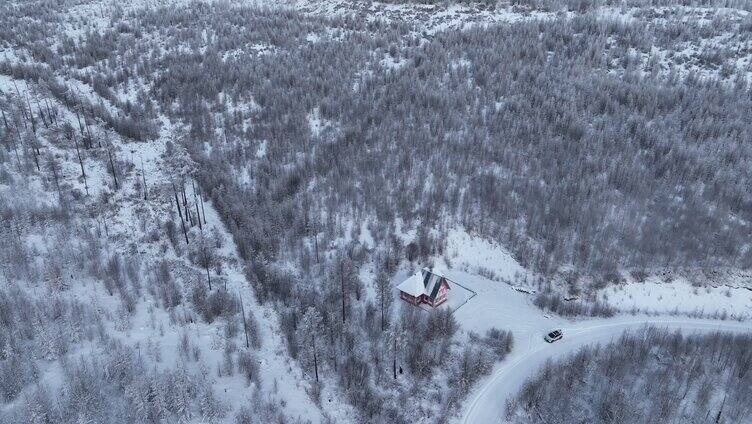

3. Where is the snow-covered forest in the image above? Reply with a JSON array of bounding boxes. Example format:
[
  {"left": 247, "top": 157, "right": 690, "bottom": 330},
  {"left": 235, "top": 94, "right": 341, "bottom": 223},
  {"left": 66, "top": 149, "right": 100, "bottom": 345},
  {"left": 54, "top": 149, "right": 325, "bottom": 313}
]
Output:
[
  {"left": 1, "top": 0, "right": 751, "bottom": 423},
  {"left": 507, "top": 327, "right": 752, "bottom": 423}
]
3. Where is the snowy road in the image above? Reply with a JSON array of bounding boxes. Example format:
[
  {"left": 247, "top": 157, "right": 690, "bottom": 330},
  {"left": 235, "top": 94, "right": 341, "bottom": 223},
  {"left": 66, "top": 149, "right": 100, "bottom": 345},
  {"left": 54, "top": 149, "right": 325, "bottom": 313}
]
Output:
[{"left": 458, "top": 317, "right": 752, "bottom": 424}]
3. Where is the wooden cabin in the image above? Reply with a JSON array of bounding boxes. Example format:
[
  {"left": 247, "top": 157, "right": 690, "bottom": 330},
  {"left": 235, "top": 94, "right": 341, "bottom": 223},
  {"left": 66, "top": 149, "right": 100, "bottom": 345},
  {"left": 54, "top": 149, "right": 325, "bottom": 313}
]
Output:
[{"left": 397, "top": 268, "right": 451, "bottom": 308}]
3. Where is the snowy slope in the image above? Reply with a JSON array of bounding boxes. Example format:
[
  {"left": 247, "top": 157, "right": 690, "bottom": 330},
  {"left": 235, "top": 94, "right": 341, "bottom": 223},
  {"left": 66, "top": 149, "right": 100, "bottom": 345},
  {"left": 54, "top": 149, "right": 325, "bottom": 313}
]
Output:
[
  {"left": 0, "top": 72, "right": 328, "bottom": 422},
  {"left": 599, "top": 277, "right": 752, "bottom": 320}
]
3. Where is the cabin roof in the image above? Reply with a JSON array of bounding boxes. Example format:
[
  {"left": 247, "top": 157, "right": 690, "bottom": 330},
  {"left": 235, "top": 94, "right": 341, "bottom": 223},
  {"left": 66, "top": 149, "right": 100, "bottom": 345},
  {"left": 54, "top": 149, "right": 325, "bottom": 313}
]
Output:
[{"left": 396, "top": 272, "right": 425, "bottom": 297}]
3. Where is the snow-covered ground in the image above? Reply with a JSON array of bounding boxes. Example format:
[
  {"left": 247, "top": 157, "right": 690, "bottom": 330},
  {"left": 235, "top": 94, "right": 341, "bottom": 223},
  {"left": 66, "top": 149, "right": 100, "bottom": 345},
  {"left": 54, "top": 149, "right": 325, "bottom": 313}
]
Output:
[
  {"left": 445, "top": 228, "right": 531, "bottom": 284},
  {"left": 598, "top": 277, "right": 752, "bottom": 320},
  {"left": 447, "top": 270, "right": 565, "bottom": 336}
]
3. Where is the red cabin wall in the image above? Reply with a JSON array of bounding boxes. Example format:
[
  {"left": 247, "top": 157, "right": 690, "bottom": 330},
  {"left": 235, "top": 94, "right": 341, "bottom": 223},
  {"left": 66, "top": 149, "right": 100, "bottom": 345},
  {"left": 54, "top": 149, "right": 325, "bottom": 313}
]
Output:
[
  {"left": 400, "top": 290, "right": 420, "bottom": 305},
  {"left": 400, "top": 280, "right": 450, "bottom": 307},
  {"left": 428, "top": 281, "right": 449, "bottom": 307}
]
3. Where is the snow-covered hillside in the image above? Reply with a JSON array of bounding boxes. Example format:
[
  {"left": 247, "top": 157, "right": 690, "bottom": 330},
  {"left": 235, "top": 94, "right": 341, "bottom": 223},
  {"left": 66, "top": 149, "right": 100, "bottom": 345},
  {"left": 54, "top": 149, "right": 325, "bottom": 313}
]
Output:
[
  {"left": 0, "top": 74, "right": 337, "bottom": 422},
  {"left": 2, "top": 0, "right": 752, "bottom": 423}
]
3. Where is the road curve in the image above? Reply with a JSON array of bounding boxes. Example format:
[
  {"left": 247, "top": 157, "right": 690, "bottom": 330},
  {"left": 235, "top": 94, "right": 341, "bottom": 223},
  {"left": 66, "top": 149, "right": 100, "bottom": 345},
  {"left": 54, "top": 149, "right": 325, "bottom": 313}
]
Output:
[{"left": 458, "top": 317, "right": 752, "bottom": 424}]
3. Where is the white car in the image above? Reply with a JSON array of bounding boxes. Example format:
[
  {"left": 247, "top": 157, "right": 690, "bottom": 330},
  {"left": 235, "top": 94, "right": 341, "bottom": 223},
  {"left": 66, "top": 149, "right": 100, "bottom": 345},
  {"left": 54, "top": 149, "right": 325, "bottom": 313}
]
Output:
[{"left": 544, "top": 329, "right": 563, "bottom": 343}]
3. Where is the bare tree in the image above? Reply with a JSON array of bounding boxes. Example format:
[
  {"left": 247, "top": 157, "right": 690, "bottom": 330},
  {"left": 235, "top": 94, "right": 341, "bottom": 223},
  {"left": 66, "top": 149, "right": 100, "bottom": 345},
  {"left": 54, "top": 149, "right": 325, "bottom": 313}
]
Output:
[
  {"left": 297, "top": 306, "right": 323, "bottom": 382},
  {"left": 375, "top": 269, "right": 393, "bottom": 332}
]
